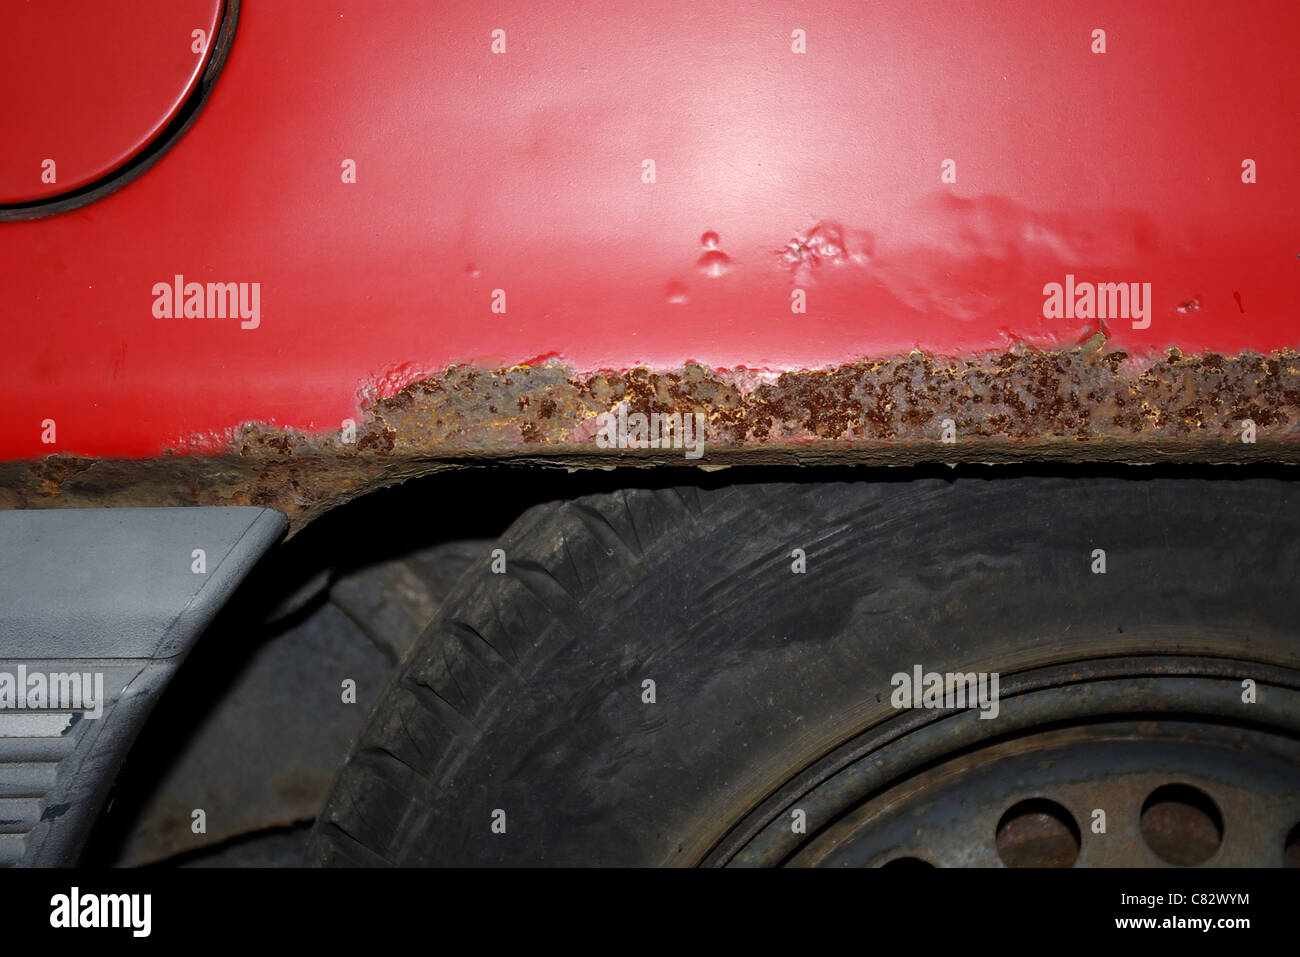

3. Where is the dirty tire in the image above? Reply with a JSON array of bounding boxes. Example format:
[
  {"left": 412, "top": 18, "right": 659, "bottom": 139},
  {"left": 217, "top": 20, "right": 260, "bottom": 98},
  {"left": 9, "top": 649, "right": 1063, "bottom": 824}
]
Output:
[{"left": 306, "top": 477, "right": 1300, "bottom": 866}]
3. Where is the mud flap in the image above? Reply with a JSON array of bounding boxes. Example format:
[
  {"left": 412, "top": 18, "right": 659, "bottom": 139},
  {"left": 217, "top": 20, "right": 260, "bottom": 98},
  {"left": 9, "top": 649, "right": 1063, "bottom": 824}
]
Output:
[{"left": 0, "top": 507, "right": 286, "bottom": 866}]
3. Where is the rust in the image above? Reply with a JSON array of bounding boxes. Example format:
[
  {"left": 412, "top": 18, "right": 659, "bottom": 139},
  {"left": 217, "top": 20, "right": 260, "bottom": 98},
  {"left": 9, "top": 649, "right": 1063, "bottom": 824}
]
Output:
[
  {"left": 3, "top": 341, "right": 1299, "bottom": 535},
  {"left": 995, "top": 800, "right": 1082, "bottom": 868}
]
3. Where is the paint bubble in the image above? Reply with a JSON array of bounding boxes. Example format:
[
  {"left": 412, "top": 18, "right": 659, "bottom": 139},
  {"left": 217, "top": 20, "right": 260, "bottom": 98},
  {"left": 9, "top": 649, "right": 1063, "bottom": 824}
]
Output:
[
  {"left": 697, "top": 249, "right": 732, "bottom": 278},
  {"left": 696, "top": 232, "right": 731, "bottom": 277}
]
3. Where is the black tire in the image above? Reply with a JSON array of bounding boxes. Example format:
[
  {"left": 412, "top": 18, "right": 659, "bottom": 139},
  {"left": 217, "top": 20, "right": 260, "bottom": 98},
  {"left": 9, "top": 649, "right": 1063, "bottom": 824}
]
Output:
[{"left": 305, "top": 476, "right": 1300, "bottom": 866}]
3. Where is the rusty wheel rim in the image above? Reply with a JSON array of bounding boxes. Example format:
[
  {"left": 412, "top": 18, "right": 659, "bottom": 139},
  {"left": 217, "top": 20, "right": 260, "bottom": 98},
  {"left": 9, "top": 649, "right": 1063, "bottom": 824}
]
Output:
[{"left": 707, "top": 656, "right": 1300, "bottom": 867}]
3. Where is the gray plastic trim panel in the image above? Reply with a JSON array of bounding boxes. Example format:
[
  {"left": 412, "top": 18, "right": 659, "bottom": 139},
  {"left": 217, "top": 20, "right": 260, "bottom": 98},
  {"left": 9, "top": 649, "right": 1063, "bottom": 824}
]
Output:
[{"left": 0, "top": 507, "right": 287, "bottom": 865}]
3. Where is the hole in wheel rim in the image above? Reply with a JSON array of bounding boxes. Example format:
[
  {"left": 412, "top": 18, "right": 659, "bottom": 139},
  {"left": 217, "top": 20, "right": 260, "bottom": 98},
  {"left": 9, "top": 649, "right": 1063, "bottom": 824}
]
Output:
[
  {"left": 995, "top": 798, "right": 1080, "bottom": 867},
  {"left": 1139, "top": 783, "right": 1223, "bottom": 866},
  {"left": 1284, "top": 822, "right": 1300, "bottom": 868}
]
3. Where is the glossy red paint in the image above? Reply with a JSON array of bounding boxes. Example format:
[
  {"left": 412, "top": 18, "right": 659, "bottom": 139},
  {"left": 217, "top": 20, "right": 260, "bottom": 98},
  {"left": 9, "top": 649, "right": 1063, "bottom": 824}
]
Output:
[
  {"left": 2, "top": 0, "right": 1297, "bottom": 460},
  {"left": 0, "top": 1, "right": 224, "bottom": 204}
]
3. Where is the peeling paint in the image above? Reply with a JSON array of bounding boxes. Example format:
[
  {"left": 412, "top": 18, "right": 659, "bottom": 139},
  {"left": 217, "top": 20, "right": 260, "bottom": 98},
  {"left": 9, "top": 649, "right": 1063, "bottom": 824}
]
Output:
[{"left": 2, "top": 342, "right": 1298, "bottom": 535}]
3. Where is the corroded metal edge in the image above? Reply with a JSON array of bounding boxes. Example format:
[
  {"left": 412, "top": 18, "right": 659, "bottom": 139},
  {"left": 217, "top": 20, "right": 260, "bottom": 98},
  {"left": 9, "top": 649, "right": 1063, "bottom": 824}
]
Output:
[{"left": 3, "top": 342, "right": 1298, "bottom": 535}]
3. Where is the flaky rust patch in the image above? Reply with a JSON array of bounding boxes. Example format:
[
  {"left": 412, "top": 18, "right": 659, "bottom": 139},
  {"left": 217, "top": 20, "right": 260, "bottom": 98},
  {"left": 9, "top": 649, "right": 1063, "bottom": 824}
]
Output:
[{"left": 3, "top": 341, "right": 1298, "bottom": 535}]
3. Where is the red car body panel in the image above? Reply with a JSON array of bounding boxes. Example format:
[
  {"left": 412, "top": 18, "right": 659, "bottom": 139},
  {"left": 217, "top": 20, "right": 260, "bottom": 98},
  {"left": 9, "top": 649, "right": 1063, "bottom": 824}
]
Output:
[
  {"left": 0, "top": 1, "right": 223, "bottom": 204},
  {"left": 1, "top": 0, "right": 1298, "bottom": 461}
]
